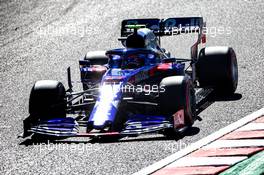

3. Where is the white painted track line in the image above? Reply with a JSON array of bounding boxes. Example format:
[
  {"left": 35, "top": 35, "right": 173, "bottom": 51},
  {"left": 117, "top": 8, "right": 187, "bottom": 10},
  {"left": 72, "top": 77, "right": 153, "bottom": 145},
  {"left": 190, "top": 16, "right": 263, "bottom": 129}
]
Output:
[{"left": 133, "top": 107, "right": 264, "bottom": 175}]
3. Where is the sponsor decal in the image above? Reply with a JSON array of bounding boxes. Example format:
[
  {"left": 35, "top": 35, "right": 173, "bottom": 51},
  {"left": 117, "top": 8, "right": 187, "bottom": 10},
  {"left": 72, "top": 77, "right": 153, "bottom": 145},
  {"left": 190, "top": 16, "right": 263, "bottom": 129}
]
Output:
[{"left": 173, "top": 109, "right": 185, "bottom": 128}]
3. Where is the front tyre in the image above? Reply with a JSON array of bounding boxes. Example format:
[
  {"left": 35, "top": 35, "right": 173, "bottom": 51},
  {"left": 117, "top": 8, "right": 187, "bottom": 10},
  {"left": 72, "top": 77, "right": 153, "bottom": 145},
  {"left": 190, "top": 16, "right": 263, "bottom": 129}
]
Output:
[
  {"left": 23, "top": 80, "right": 66, "bottom": 138},
  {"left": 159, "top": 76, "right": 196, "bottom": 134},
  {"left": 29, "top": 80, "right": 66, "bottom": 120}
]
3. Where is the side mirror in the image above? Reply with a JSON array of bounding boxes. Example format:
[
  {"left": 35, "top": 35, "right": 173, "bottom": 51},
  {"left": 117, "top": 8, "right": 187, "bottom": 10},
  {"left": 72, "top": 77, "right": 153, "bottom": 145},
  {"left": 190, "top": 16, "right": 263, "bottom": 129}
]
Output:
[{"left": 118, "top": 37, "right": 127, "bottom": 47}]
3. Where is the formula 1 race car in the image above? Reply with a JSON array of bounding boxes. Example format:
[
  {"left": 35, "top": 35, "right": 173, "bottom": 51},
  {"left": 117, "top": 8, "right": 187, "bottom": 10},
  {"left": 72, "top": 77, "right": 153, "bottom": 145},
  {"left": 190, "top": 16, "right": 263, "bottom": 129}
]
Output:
[{"left": 22, "top": 17, "right": 238, "bottom": 139}]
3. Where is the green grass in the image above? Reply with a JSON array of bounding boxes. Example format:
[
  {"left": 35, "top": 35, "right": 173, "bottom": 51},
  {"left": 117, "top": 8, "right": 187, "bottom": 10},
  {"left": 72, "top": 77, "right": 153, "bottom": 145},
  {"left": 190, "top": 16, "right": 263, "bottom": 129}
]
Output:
[{"left": 220, "top": 150, "right": 264, "bottom": 175}]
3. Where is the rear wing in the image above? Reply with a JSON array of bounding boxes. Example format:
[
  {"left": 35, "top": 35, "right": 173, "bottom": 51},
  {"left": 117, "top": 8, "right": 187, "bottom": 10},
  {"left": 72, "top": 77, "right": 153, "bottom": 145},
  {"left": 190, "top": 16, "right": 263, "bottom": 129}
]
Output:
[{"left": 121, "top": 17, "right": 205, "bottom": 37}]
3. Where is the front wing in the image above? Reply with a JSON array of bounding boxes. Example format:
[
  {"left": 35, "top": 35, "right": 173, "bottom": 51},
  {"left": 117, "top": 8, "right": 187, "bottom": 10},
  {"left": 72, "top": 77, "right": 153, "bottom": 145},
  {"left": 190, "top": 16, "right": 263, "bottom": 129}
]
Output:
[{"left": 27, "top": 115, "right": 173, "bottom": 138}]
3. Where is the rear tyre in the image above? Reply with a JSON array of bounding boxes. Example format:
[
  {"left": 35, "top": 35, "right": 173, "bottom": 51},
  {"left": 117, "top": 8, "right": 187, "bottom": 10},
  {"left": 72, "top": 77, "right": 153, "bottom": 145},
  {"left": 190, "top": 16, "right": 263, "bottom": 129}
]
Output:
[
  {"left": 196, "top": 46, "right": 238, "bottom": 94},
  {"left": 159, "top": 76, "right": 196, "bottom": 137},
  {"left": 84, "top": 51, "right": 109, "bottom": 65}
]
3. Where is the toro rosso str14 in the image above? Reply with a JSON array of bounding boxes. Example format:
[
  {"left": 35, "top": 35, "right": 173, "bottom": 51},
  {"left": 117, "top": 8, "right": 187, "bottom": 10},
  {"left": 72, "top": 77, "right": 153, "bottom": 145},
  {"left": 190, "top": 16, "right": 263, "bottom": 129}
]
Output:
[{"left": 22, "top": 17, "right": 238, "bottom": 139}]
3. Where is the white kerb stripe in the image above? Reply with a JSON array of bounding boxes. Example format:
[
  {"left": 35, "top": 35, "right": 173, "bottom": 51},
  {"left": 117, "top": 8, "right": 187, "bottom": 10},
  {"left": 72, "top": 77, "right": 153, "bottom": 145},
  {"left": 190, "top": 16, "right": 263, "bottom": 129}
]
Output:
[
  {"left": 167, "top": 156, "right": 247, "bottom": 167},
  {"left": 236, "top": 123, "right": 264, "bottom": 131},
  {"left": 205, "top": 139, "right": 264, "bottom": 148}
]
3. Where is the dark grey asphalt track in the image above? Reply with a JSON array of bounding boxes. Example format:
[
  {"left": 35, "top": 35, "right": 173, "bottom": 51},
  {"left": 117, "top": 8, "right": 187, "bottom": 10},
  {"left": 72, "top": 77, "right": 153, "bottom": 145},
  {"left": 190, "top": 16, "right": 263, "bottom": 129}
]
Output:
[{"left": 0, "top": 0, "right": 264, "bottom": 174}]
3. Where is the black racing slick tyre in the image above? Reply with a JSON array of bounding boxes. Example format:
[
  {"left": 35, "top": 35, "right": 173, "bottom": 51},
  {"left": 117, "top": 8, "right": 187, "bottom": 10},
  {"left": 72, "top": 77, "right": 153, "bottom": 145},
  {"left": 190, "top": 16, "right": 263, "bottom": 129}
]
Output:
[
  {"left": 159, "top": 76, "right": 196, "bottom": 126},
  {"left": 84, "top": 51, "right": 109, "bottom": 65},
  {"left": 29, "top": 80, "right": 66, "bottom": 120},
  {"left": 196, "top": 46, "right": 238, "bottom": 94}
]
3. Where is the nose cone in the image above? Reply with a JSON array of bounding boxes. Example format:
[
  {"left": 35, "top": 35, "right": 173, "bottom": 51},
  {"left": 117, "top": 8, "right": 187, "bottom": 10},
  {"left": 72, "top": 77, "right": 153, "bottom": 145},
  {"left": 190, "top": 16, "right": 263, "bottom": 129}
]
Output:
[{"left": 88, "top": 84, "right": 122, "bottom": 129}]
